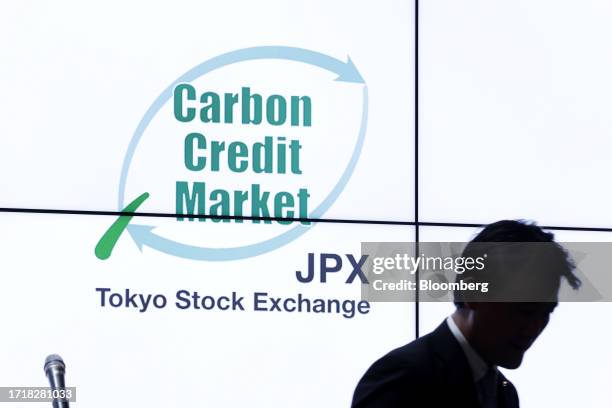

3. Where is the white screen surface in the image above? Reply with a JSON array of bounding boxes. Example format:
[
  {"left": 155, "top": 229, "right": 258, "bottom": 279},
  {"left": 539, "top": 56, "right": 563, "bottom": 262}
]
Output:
[
  {"left": 420, "top": 0, "right": 612, "bottom": 228},
  {"left": 0, "top": 212, "right": 414, "bottom": 407},
  {"left": 0, "top": 2, "right": 417, "bottom": 406},
  {"left": 0, "top": 0, "right": 414, "bottom": 222},
  {"left": 3, "top": 1, "right": 612, "bottom": 407}
]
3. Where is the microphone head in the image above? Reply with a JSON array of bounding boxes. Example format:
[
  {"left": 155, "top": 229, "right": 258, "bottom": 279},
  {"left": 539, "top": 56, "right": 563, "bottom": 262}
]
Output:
[{"left": 44, "top": 354, "right": 66, "bottom": 374}]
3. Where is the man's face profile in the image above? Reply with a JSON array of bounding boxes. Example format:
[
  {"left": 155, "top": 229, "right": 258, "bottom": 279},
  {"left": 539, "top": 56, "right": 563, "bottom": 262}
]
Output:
[
  {"left": 458, "top": 242, "right": 566, "bottom": 369},
  {"left": 467, "top": 301, "right": 557, "bottom": 369}
]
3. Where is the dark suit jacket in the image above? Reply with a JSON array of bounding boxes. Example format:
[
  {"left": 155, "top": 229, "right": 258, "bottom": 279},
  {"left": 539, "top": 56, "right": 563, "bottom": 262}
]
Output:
[{"left": 351, "top": 321, "right": 519, "bottom": 408}]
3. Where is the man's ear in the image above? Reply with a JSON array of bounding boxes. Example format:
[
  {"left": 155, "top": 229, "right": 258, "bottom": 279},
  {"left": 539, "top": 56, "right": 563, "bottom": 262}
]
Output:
[{"left": 455, "top": 274, "right": 479, "bottom": 306}]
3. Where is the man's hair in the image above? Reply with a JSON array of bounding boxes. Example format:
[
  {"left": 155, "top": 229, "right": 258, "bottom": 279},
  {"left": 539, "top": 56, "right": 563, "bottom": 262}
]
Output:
[{"left": 454, "top": 219, "right": 581, "bottom": 307}]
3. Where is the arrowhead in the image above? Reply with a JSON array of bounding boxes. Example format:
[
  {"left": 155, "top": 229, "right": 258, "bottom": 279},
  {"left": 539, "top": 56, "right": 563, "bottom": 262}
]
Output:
[
  {"left": 127, "top": 224, "right": 155, "bottom": 252},
  {"left": 335, "top": 56, "right": 365, "bottom": 84}
]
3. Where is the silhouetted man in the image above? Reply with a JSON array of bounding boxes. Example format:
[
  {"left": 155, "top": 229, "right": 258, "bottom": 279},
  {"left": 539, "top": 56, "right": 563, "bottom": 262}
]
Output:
[{"left": 351, "top": 220, "right": 581, "bottom": 408}]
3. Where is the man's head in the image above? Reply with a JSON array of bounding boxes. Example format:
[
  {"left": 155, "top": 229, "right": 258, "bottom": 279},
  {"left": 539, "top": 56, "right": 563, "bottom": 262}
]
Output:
[{"left": 453, "top": 220, "right": 581, "bottom": 369}]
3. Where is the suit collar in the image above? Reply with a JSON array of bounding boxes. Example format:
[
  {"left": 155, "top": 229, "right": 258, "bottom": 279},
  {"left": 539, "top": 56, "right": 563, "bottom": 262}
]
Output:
[
  {"left": 446, "top": 315, "right": 493, "bottom": 381},
  {"left": 428, "top": 320, "right": 520, "bottom": 408},
  {"left": 428, "top": 321, "right": 481, "bottom": 407}
]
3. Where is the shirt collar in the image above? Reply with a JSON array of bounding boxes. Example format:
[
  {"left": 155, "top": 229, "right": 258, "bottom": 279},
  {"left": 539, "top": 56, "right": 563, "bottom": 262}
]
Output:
[{"left": 446, "top": 315, "right": 495, "bottom": 382}]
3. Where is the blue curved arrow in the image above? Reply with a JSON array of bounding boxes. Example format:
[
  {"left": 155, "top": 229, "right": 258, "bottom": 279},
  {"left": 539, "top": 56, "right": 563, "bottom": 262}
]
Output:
[
  {"left": 127, "top": 85, "right": 369, "bottom": 261},
  {"left": 128, "top": 223, "right": 310, "bottom": 261},
  {"left": 118, "top": 46, "right": 364, "bottom": 210}
]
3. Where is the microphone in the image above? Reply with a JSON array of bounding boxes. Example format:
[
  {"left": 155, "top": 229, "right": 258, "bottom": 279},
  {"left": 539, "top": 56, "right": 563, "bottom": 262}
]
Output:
[{"left": 44, "top": 354, "right": 70, "bottom": 408}]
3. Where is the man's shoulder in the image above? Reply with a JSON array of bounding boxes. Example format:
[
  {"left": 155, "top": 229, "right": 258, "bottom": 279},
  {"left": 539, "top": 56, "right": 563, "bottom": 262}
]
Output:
[
  {"left": 366, "top": 332, "right": 437, "bottom": 378},
  {"left": 351, "top": 327, "right": 446, "bottom": 407}
]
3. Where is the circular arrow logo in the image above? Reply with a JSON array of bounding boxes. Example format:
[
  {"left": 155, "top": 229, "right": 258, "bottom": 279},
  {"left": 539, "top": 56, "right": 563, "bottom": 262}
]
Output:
[{"left": 96, "top": 46, "right": 368, "bottom": 261}]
